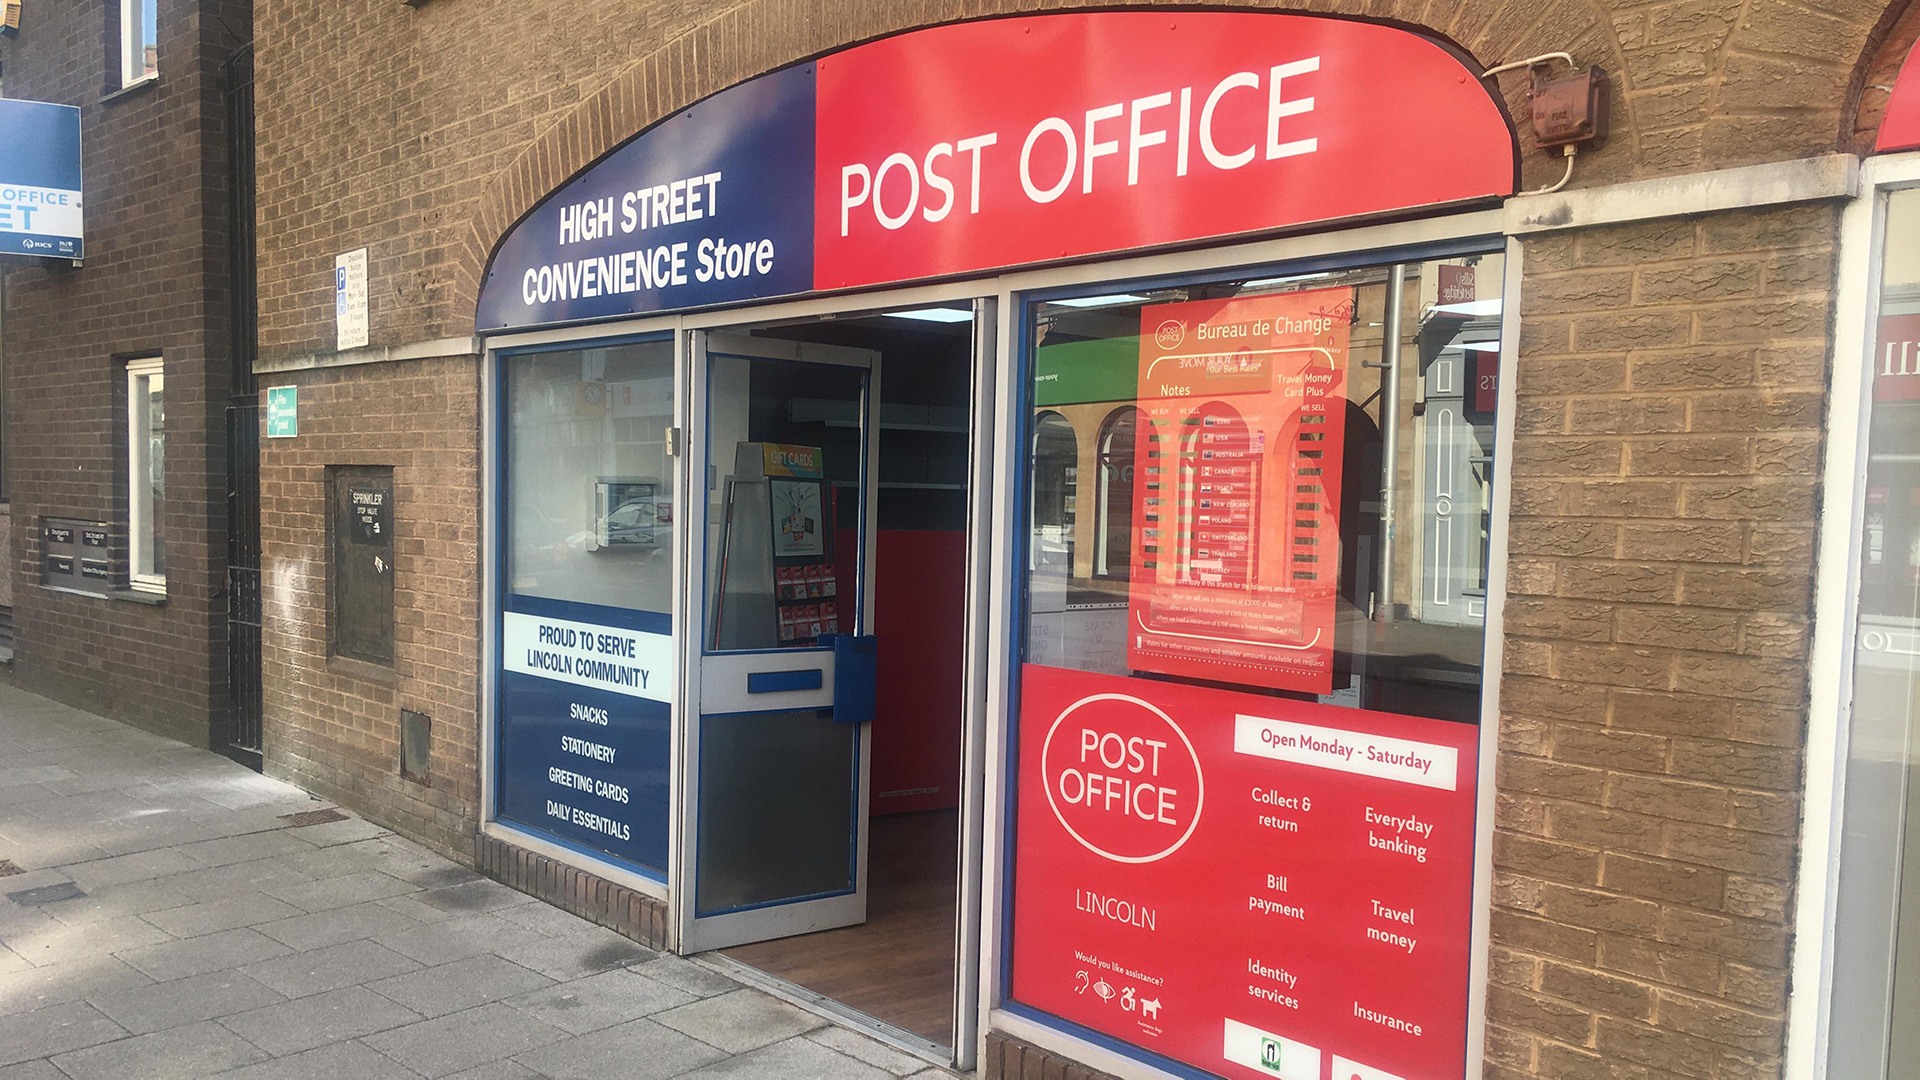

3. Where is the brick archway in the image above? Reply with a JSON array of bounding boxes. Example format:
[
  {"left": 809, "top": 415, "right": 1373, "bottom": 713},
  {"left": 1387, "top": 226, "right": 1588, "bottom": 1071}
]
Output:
[{"left": 1847, "top": 0, "right": 1920, "bottom": 152}]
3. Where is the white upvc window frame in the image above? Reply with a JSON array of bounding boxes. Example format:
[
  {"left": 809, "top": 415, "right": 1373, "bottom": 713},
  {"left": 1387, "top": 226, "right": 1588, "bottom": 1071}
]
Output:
[
  {"left": 1789, "top": 150, "right": 1920, "bottom": 1080},
  {"left": 118, "top": 0, "right": 157, "bottom": 89},
  {"left": 126, "top": 355, "right": 165, "bottom": 595}
]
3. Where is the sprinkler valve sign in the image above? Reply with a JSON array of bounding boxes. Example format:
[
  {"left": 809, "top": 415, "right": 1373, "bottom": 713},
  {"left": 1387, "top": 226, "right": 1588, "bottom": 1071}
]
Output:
[
  {"left": 1011, "top": 664, "right": 1481, "bottom": 1080},
  {"left": 1128, "top": 287, "right": 1353, "bottom": 695}
]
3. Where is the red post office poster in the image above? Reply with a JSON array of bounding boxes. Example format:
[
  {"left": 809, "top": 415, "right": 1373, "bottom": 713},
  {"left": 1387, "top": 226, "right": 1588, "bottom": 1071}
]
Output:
[
  {"left": 1129, "top": 288, "right": 1353, "bottom": 695},
  {"left": 1010, "top": 663, "right": 1480, "bottom": 1080}
]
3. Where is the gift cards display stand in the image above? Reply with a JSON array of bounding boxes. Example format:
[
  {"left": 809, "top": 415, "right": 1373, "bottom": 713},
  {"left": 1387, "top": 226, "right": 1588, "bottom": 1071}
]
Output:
[{"left": 709, "top": 442, "right": 842, "bottom": 650}]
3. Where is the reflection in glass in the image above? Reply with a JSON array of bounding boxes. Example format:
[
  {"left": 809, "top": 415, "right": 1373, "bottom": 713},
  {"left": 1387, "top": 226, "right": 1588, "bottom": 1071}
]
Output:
[
  {"left": 145, "top": 376, "right": 165, "bottom": 577},
  {"left": 1022, "top": 255, "right": 1504, "bottom": 723},
  {"left": 1832, "top": 185, "right": 1920, "bottom": 1078},
  {"left": 128, "top": 362, "right": 165, "bottom": 586},
  {"left": 1031, "top": 411, "right": 1078, "bottom": 570},
  {"left": 701, "top": 355, "right": 866, "bottom": 652},
  {"left": 1095, "top": 408, "right": 1138, "bottom": 579},
  {"left": 505, "top": 342, "right": 675, "bottom": 613}
]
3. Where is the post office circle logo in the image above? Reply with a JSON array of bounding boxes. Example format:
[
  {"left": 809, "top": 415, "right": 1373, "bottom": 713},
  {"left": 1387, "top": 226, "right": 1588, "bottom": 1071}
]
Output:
[
  {"left": 1041, "top": 692, "right": 1205, "bottom": 863},
  {"left": 1155, "top": 319, "right": 1185, "bottom": 351}
]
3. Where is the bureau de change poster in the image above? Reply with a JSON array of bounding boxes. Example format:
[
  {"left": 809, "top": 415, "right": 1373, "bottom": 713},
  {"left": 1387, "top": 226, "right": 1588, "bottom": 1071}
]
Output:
[{"left": 1128, "top": 288, "right": 1353, "bottom": 695}]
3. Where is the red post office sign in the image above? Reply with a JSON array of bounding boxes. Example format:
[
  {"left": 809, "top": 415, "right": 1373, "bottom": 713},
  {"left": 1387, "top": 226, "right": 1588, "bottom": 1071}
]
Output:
[
  {"left": 478, "top": 13, "right": 1518, "bottom": 331},
  {"left": 814, "top": 13, "right": 1516, "bottom": 290},
  {"left": 1880, "top": 41, "right": 1920, "bottom": 153},
  {"left": 1012, "top": 664, "right": 1481, "bottom": 1080}
]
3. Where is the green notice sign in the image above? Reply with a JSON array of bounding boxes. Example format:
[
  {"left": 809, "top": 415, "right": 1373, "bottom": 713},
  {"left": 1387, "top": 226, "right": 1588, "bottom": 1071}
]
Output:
[
  {"left": 1033, "top": 336, "right": 1138, "bottom": 406},
  {"left": 266, "top": 385, "right": 298, "bottom": 438}
]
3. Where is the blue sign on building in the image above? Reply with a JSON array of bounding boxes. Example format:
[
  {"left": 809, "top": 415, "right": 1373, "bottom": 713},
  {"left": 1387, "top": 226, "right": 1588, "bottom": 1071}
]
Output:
[
  {"left": 496, "top": 594, "right": 674, "bottom": 875},
  {"left": 0, "top": 99, "right": 83, "bottom": 261},
  {"left": 475, "top": 63, "right": 815, "bottom": 331}
]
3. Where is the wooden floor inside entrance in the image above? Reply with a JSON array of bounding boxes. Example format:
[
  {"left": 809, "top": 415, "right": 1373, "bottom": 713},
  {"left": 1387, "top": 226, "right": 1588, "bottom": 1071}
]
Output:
[{"left": 721, "top": 808, "right": 958, "bottom": 1045}]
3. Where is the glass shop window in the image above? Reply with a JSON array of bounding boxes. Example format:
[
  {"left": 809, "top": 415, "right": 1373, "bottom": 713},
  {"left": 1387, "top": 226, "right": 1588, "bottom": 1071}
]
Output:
[
  {"left": 126, "top": 355, "right": 165, "bottom": 593},
  {"left": 504, "top": 341, "right": 675, "bottom": 615},
  {"left": 1007, "top": 253, "right": 1505, "bottom": 1080},
  {"left": 1031, "top": 411, "right": 1078, "bottom": 573},
  {"left": 1831, "top": 184, "right": 1920, "bottom": 1076},
  {"left": 700, "top": 353, "right": 866, "bottom": 652},
  {"left": 1094, "top": 406, "right": 1138, "bottom": 579},
  {"left": 1022, "top": 255, "right": 1504, "bottom": 717}
]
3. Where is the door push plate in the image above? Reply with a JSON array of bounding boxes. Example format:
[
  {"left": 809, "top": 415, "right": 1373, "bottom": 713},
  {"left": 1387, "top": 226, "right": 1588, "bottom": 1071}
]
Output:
[{"left": 747, "top": 668, "right": 824, "bottom": 694}]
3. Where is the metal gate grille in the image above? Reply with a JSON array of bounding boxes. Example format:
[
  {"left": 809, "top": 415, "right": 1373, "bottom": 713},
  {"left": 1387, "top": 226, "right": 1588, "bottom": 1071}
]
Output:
[{"left": 223, "top": 43, "right": 263, "bottom": 762}]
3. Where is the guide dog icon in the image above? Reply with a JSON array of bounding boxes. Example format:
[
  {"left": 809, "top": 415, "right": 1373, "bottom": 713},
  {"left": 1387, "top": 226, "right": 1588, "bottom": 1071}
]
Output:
[{"left": 1139, "top": 997, "right": 1161, "bottom": 1020}]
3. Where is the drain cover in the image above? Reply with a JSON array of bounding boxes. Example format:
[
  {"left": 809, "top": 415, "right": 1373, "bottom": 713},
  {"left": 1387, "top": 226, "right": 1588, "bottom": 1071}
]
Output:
[
  {"left": 279, "top": 808, "right": 349, "bottom": 827},
  {"left": 7, "top": 882, "right": 83, "bottom": 906},
  {"left": 0, "top": 860, "right": 22, "bottom": 878}
]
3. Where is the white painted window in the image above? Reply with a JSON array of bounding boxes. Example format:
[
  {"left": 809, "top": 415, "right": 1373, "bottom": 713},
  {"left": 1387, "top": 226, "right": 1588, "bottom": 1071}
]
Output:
[
  {"left": 126, "top": 356, "right": 165, "bottom": 593},
  {"left": 119, "top": 0, "right": 157, "bottom": 89}
]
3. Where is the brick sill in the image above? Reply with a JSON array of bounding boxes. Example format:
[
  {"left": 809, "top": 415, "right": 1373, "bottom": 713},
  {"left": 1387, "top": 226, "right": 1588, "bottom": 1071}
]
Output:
[
  {"left": 102, "top": 74, "right": 158, "bottom": 106},
  {"left": 327, "top": 654, "right": 397, "bottom": 685},
  {"left": 37, "top": 584, "right": 165, "bottom": 606}
]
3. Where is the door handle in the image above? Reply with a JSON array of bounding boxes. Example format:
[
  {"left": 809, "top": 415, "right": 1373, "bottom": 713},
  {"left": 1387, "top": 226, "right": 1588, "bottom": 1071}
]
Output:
[{"left": 824, "top": 634, "right": 879, "bottom": 725}]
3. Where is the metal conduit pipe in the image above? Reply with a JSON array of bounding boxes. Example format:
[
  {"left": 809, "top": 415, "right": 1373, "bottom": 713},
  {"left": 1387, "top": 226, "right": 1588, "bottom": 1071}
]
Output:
[{"left": 1376, "top": 264, "right": 1405, "bottom": 621}]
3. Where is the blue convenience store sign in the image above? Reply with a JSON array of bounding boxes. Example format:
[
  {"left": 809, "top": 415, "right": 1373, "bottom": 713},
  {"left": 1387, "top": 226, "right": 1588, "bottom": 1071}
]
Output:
[
  {"left": 0, "top": 99, "right": 83, "bottom": 260},
  {"left": 476, "top": 63, "right": 814, "bottom": 331}
]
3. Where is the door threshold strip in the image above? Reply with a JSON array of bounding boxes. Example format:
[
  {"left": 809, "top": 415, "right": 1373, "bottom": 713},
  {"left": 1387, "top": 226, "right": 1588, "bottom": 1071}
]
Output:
[{"left": 691, "top": 952, "right": 962, "bottom": 1074}]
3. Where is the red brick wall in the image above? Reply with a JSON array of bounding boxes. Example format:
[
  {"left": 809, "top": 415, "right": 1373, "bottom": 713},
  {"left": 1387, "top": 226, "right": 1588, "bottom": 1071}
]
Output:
[
  {"left": 247, "top": 3, "right": 1869, "bottom": 1076},
  {"left": 254, "top": 0, "right": 1908, "bottom": 370},
  {"left": 257, "top": 353, "right": 482, "bottom": 855},
  {"left": 0, "top": 0, "right": 248, "bottom": 745}
]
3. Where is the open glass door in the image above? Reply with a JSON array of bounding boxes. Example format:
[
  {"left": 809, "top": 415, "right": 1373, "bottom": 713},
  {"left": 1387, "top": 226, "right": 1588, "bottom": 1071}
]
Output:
[{"left": 679, "top": 330, "right": 880, "bottom": 952}]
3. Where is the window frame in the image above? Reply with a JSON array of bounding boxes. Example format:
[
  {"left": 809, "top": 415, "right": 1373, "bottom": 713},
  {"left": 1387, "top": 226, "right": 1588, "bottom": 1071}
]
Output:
[
  {"left": 995, "top": 228, "right": 1514, "bottom": 1080},
  {"left": 125, "top": 354, "right": 164, "bottom": 594},
  {"left": 1798, "top": 153, "right": 1920, "bottom": 1080},
  {"left": 117, "top": 0, "right": 157, "bottom": 90}
]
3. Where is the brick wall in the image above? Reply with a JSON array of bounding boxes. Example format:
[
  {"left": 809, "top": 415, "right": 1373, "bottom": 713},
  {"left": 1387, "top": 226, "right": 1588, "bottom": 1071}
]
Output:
[
  {"left": 253, "top": 0, "right": 1906, "bottom": 371},
  {"left": 0, "top": 0, "right": 248, "bottom": 746},
  {"left": 983, "top": 1033, "right": 1120, "bottom": 1080},
  {"left": 1486, "top": 205, "right": 1833, "bottom": 1079},
  {"left": 244, "top": 3, "right": 1868, "bottom": 1075},
  {"left": 257, "top": 353, "right": 482, "bottom": 857},
  {"left": 475, "top": 832, "right": 670, "bottom": 949}
]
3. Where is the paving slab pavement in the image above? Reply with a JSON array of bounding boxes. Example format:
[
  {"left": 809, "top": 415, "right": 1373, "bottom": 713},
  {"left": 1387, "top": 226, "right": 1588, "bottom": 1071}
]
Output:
[{"left": 0, "top": 685, "right": 958, "bottom": 1078}]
